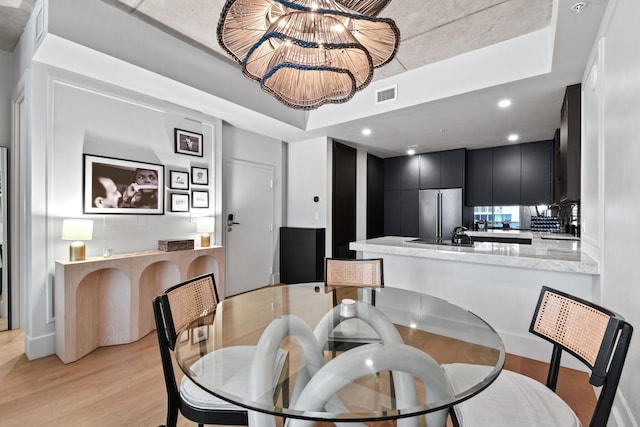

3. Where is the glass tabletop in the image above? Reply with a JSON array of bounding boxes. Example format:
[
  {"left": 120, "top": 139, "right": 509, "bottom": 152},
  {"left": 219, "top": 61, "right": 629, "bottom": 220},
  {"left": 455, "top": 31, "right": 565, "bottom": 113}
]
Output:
[{"left": 175, "top": 283, "right": 505, "bottom": 423}]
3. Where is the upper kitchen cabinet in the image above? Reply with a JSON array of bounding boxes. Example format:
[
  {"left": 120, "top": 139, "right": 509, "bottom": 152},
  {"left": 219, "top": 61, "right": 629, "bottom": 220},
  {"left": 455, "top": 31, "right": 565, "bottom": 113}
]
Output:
[
  {"left": 557, "top": 84, "right": 581, "bottom": 202},
  {"left": 466, "top": 140, "right": 554, "bottom": 206},
  {"left": 384, "top": 155, "right": 420, "bottom": 190},
  {"left": 466, "top": 147, "right": 493, "bottom": 206},
  {"left": 521, "top": 140, "right": 554, "bottom": 205},
  {"left": 492, "top": 144, "right": 522, "bottom": 205},
  {"left": 419, "top": 149, "right": 465, "bottom": 189}
]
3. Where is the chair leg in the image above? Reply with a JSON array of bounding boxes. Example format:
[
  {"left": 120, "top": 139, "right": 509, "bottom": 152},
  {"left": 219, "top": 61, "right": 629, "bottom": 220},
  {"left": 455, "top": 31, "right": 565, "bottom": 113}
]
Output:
[
  {"left": 449, "top": 406, "right": 461, "bottom": 427},
  {"left": 165, "top": 399, "right": 179, "bottom": 427}
]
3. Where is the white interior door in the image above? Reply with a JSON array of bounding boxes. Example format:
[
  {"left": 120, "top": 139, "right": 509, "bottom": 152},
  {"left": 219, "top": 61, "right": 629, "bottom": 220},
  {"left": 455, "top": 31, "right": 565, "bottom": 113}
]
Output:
[{"left": 223, "top": 160, "right": 274, "bottom": 297}]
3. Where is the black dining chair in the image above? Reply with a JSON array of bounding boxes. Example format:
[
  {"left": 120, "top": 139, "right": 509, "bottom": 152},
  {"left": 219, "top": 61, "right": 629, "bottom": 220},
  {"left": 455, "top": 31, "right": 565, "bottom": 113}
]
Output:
[
  {"left": 152, "top": 273, "right": 288, "bottom": 427},
  {"left": 443, "top": 286, "right": 633, "bottom": 427},
  {"left": 324, "top": 258, "right": 384, "bottom": 353}
]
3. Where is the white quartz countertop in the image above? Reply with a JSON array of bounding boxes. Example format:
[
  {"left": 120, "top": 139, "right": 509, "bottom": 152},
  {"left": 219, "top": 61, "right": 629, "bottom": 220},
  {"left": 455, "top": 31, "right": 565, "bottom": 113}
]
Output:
[
  {"left": 350, "top": 235, "right": 599, "bottom": 275},
  {"left": 466, "top": 229, "right": 533, "bottom": 239}
]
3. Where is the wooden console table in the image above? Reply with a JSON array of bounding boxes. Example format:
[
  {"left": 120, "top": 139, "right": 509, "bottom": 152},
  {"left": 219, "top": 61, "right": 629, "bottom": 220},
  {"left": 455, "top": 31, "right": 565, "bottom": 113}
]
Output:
[{"left": 55, "top": 246, "right": 224, "bottom": 364}]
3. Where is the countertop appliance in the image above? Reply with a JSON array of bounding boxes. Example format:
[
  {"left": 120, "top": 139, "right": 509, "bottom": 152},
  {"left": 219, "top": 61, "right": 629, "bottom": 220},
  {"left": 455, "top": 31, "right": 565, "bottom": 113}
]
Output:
[
  {"left": 418, "top": 188, "right": 463, "bottom": 243},
  {"left": 451, "top": 226, "right": 472, "bottom": 245},
  {"left": 474, "top": 220, "right": 487, "bottom": 231}
]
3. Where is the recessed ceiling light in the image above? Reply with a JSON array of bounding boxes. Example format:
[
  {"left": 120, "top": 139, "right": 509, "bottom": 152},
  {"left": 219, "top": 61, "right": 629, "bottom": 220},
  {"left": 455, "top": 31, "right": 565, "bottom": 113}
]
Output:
[
  {"left": 571, "top": 1, "right": 588, "bottom": 13},
  {"left": 508, "top": 134, "right": 519, "bottom": 142},
  {"left": 407, "top": 148, "right": 416, "bottom": 156},
  {"left": 498, "top": 99, "right": 512, "bottom": 108},
  {"left": 362, "top": 128, "right": 372, "bottom": 136}
]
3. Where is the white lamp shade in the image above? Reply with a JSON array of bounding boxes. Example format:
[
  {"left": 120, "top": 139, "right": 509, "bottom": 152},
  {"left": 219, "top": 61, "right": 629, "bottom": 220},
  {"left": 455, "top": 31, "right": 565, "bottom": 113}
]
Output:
[
  {"left": 196, "top": 217, "right": 215, "bottom": 233},
  {"left": 62, "top": 219, "right": 94, "bottom": 241}
]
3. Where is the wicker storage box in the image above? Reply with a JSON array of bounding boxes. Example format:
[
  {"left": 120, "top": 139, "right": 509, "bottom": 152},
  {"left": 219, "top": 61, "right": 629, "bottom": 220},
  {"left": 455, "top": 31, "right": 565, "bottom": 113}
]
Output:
[{"left": 158, "top": 239, "right": 195, "bottom": 252}]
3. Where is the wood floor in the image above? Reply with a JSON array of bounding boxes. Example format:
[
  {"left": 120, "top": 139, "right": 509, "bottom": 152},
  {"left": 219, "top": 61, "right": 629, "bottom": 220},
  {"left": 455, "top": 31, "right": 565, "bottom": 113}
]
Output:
[{"left": 0, "top": 329, "right": 595, "bottom": 426}]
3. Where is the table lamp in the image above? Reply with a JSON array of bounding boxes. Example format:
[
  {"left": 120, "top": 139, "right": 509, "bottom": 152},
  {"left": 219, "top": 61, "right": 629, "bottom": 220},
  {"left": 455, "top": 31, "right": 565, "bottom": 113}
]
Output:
[
  {"left": 62, "top": 219, "right": 93, "bottom": 261},
  {"left": 196, "top": 217, "right": 215, "bottom": 247}
]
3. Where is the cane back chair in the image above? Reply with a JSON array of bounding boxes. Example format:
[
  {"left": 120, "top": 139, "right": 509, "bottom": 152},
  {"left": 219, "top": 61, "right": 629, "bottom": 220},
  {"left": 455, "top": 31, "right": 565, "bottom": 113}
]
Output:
[{"left": 444, "top": 286, "right": 633, "bottom": 427}]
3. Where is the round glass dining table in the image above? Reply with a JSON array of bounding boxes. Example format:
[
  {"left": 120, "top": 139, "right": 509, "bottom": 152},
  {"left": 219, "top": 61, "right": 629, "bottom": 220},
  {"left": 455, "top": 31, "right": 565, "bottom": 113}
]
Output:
[{"left": 175, "top": 283, "right": 505, "bottom": 425}]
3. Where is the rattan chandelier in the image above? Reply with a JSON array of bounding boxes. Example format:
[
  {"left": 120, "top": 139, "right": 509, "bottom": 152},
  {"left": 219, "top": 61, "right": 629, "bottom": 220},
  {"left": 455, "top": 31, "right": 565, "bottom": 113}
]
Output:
[{"left": 217, "top": 0, "right": 400, "bottom": 110}]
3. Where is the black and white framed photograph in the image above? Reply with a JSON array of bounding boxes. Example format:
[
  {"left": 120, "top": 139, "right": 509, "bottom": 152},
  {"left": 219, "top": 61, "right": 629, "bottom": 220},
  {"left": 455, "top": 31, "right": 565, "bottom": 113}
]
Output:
[
  {"left": 83, "top": 154, "right": 164, "bottom": 215},
  {"left": 191, "top": 166, "right": 209, "bottom": 185},
  {"left": 175, "top": 128, "right": 203, "bottom": 157},
  {"left": 170, "top": 193, "right": 190, "bottom": 212},
  {"left": 191, "top": 190, "right": 209, "bottom": 208},
  {"left": 169, "top": 170, "right": 189, "bottom": 190}
]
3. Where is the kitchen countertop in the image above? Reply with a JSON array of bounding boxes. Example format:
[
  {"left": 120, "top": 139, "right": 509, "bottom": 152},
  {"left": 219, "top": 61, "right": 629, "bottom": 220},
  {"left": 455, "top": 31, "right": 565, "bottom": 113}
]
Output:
[{"left": 350, "top": 235, "right": 598, "bottom": 275}]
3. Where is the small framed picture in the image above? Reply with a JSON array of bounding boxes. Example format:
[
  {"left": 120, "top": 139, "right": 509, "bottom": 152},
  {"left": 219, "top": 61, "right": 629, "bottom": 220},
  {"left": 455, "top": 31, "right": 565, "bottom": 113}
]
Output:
[
  {"left": 192, "top": 190, "right": 209, "bottom": 208},
  {"left": 170, "top": 193, "right": 190, "bottom": 212},
  {"left": 191, "top": 325, "right": 208, "bottom": 344},
  {"left": 169, "top": 170, "right": 189, "bottom": 190},
  {"left": 191, "top": 167, "right": 208, "bottom": 185},
  {"left": 175, "top": 128, "right": 203, "bottom": 157}
]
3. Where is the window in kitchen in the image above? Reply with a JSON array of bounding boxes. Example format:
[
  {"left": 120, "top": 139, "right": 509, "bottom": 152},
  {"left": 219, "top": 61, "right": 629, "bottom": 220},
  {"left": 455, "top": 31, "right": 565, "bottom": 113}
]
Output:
[{"left": 473, "top": 206, "right": 521, "bottom": 229}]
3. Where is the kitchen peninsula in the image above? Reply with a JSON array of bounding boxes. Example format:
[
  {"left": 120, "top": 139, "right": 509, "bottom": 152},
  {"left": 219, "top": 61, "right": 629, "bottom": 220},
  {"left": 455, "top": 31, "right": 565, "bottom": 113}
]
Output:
[{"left": 350, "top": 235, "right": 598, "bottom": 367}]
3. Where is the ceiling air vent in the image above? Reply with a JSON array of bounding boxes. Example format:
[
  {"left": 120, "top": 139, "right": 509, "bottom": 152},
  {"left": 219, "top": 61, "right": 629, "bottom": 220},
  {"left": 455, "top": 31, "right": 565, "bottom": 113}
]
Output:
[{"left": 375, "top": 85, "right": 397, "bottom": 104}]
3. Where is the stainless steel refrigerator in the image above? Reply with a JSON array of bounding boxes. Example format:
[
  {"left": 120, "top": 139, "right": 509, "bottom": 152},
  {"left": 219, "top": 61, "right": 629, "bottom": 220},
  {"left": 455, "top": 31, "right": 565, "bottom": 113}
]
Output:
[{"left": 418, "top": 188, "right": 463, "bottom": 241}]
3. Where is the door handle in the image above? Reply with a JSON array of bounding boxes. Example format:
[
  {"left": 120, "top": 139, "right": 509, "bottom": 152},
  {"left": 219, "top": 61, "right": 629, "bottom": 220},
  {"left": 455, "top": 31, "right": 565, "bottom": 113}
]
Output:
[{"left": 227, "top": 214, "right": 239, "bottom": 227}]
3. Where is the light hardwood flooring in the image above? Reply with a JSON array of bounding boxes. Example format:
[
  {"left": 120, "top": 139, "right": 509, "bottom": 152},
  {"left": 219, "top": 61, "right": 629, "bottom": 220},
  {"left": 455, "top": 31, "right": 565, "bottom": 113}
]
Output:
[{"left": 0, "top": 329, "right": 595, "bottom": 426}]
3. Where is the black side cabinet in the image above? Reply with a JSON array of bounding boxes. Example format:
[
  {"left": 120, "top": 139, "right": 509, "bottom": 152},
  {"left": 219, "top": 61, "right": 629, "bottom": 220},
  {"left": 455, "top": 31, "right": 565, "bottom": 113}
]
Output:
[{"left": 280, "top": 227, "right": 325, "bottom": 284}]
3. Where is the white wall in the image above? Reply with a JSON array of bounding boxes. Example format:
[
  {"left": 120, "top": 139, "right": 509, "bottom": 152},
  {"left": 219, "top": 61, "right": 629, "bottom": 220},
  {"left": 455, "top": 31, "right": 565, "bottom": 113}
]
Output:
[
  {"left": 583, "top": 0, "right": 640, "bottom": 425},
  {"left": 0, "top": 50, "right": 12, "bottom": 147},
  {"left": 286, "top": 137, "right": 329, "bottom": 228},
  {"left": 25, "top": 65, "right": 219, "bottom": 359}
]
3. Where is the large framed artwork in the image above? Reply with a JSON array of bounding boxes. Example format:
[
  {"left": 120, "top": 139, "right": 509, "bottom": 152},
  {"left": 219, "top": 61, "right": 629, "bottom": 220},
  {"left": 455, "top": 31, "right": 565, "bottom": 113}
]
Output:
[
  {"left": 83, "top": 154, "right": 165, "bottom": 214},
  {"left": 175, "top": 128, "right": 203, "bottom": 157}
]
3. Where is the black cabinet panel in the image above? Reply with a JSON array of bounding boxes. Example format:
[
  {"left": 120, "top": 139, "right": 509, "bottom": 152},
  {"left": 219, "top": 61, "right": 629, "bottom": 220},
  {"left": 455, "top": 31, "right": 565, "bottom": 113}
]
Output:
[
  {"left": 384, "top": 190, "right": 418, "bottom": 237},
  {"left": 366, "top": 154, "right": 385, "bottom": 238},
  {"left": 384, "top": 155, "right": 420, "bottom": 190},
  {"left": 465, "top": 148, "right": 493, "bottom": 206},
  {"left": 492, "top": 144, "right": 521, "bottom": 205},
  {"left": 332, "top": 141, "right": 356, "bottom": 258},
  {"left": 418, "top": 149, "right": 465, "bottom": 189},
  {"left": 440, "top": 149, "right": 465, "bottom": 188},
  {"left": 384, "top": 191, "right": 402, "bottom": 236},
  {"left": 558, "top": 84, "right": 581, "bottom": 202},
  {"left": 521, "top": 140, "right": 553, "bottom": 205},
  {"left": 419, "top": 152, "right": 440, "bottom": 189},
  {"left": 280, "top": 227, "right": 325, "bottom": 284}
]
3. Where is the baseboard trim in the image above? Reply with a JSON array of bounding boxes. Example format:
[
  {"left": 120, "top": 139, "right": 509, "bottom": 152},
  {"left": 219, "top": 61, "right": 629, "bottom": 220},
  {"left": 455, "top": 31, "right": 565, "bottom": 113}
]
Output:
[
  {"left": 25, "top": 331, "right": 56, "bottom": 360},
  {"left": 610, "top": 390, "right": 639, "bottom": 427}
]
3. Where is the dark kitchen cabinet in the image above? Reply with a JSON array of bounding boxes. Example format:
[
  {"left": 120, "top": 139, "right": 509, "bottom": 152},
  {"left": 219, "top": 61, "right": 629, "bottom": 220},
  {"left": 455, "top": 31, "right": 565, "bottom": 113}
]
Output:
[
  {"left": 366, "top": 154, "right": 385, "bottom": 238},
  {"left": 557, "top": 84, "right": 581, "bottom": 202},
  {"left": 521, "top": 140, "right": 554, "bottom": 205},
  {"left": 384, "top": 190, "right": 418, "bottom": 237},
  {"left": 465, "top": 148, "right": 493, "bottom": 206},
  {"left": 492, "top": 144, "right": 521, "bottom": 205},
  {"left": 440, "top": 149, "right": 465, "bottom": 188},
  {"left": 332, "top": 141, "right": 356, "bottom": 258},
  {"left": 418, "top": 152, "right": 440, "bottom": 189},
  {"left": 419, "top": 149, "right": 465, "bottom": 189},
  {"left": 384, "top": 155, "right": 420, "bottom": 190},
  {"left": 553, "top": 129, "right": 562, "bottom": 203}
]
